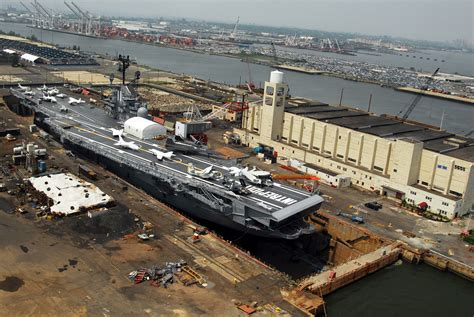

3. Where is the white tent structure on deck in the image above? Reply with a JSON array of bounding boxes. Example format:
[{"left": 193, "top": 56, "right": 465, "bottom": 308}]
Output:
[{"left": 124, "top": 116, "right": 166, "bottom": 140}]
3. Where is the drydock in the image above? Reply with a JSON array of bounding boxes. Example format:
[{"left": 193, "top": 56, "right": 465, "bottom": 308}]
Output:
[{"left": 8, "top": 84, "right": 323, "bottom": 240}]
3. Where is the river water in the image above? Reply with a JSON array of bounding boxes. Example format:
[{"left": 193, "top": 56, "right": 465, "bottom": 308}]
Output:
[
  {"left": 1, "top": 22, "right": 473, "bottom": 134},
  {"left": 1, "top": 22, "right": 473, "bottom": 316}
]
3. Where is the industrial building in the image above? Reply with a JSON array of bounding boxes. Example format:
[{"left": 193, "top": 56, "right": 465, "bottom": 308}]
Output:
[{"left": 234, "top": 71, "right": 474, "bottom": 219}]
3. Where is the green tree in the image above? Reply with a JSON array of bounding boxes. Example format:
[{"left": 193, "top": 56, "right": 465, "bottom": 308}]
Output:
[{"left": 11, "top": 54, "right": 20, "bottom": 67}]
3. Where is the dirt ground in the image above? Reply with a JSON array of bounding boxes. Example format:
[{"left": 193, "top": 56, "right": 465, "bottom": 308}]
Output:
[{"left": 0, "top": 104, "right": 301, "bottom": 317}]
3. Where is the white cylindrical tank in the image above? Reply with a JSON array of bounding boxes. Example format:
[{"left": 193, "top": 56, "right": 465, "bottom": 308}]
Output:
[
  {"left": 13, "top": 146, "right": 23, "bottom": 154},
  {"left": 269, "top": 70, "right": 284, "bottom": 84}
]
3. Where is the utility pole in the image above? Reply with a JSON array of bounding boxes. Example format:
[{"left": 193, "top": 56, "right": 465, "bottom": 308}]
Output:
[
  {"left": 338, "top": 88, "right": 344, "bottom": 106},
  {"left": 367, "top": 94, "right": 373, "bottom": 112}
]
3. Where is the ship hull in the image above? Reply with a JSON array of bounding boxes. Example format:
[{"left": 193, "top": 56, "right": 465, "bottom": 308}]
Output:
[{"left": 32, "top": 111, "right": 308, "bottom": 239}]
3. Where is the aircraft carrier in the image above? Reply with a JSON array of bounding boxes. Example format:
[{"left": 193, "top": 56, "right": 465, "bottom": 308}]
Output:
[{"left": 8, "top": 81, "right": 324, "bottom": 240}]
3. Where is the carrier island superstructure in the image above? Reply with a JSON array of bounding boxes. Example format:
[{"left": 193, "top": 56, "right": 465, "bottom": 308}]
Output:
[{"left": 8, "top": 72, "right": 324, "bottom": 240}]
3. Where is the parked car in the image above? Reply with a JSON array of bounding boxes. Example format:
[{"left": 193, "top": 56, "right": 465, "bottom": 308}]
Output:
[{"left": 364, "top": 201, "right": 382, "bottom": 211}]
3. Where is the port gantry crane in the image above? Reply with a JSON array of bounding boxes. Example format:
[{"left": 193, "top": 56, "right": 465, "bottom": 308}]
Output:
[
  {"left": 270, "top": 42, "right": 279, "bottom": 67},
  {"left": 398, "top": 68, "right": 440, "bottom": 120}
]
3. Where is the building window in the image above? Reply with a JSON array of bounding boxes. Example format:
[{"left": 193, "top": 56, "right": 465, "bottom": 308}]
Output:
[
  {"left": 313, "top": 146, "right": 320, "bottom": 151},
  {"left": 348, "top": 157, "right": 356, "bottom": 163},
  {"left": 281, "top": 137, "right": 287, "bottom": 141},
  {"left": 302, "top": 143, "right": 308, "bottom": 147},
  {"left": 338, "top": 136, "right": 342, "bottom": 140},
  {"left": 337, "top": 165, "right": 341, "bottom": 169},
  {"left": 291, "top": 140, "right": 298, "bottom": 144},
  {"left": 265, "top": 97, "right": 273, "bottom": 106},
  {"left": 373, "top": 166, "right": 383, "bottom": 172},
  {"left": 324, "top": 150, "right": 332, "bottom": 155},
  {"left": 352, "top": 171, "right": 356, "bottom": 175},
  {"left": 449, "top": 190, "right": 462, "bottom": 197},
  {"left": 425, "top": 196, "right": 432, "bottom": 202},
  {"left": 410, "top": 191, "right": 417, "bottom": 195},
  {"left": 343, "top": 167, "right": 347, "bottom": 171},
  {"left": 336, "top": 154, "right": 344, "bottom": 159},
  {"left": 442, "top": 202, "right": 449, "bottom": 207},
  {"left": 454, "top": 165, "right": 466, "bottom": 172},
  {"left": 421, "top": 181, "right": 428, "bottom": 186},
  {"left": 393, "top": 169, "right": 397, "bottom": 173},
  {"left": 266, "top": 86, "right": 274, "bottom": 95},
  {"left": 437, "top": 164, "right": 448, "bottom": 170}
]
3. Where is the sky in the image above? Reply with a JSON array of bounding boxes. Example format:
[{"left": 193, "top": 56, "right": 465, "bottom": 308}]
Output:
[{"left": 8, "top": 0, "right": 474, "bottom": 42}]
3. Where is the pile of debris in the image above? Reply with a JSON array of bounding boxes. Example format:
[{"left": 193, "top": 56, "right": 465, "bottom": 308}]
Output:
[
  {"left": 128, "top": 261, "right": 206, "bottom": 288},
  {"left": 141, "top": 88, "right": 211, "bottom": 113}
]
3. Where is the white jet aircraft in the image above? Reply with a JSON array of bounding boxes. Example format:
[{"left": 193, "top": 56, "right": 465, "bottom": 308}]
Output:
[
  {"left": 68, "top": 97, "right": 85, "bottom": 105},
  {"left": 47, "top": 88, "right": 59, "bottom": 95},
  {"left": 229, "top": 166, "right": 273, "bottom": 186},
  {"left": 56, "top": 93, "right": 67, "bottom": 98},
  {"left": 110, "top": 128, "right": 123, "bottom": 137},
  {"left": 41, "top": 94, "right": 57, "bottom": 103},
  {"left": 24, "top": 90, "right": 35, "bottom": 96},
  {"left": 18, "top": 84, "right": 30, "bottom": 91},
  {"left": 150, "top": 149, "right": 174, "bottom": 160},
  {"left": 37, "top": 84, "right": 49, "bottom": 91},
  {"left": 187, "top": 163, "right": 214, "bottom": 179},
  {"left": 113, "top": 130, "right": 140, "bottom": 151}
]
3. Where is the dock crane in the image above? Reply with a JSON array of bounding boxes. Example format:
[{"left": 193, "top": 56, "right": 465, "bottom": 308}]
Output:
[
  {"left": 20, "top": 1, "right": 33, "bottom": 14},
  {"left": 397, "top": 68, "right": 439, "bottom": 120},
  {"left": 71, "top": 1, "right": 92, "bottom": 35},
  {"left": 64, "top": 1, "right": 83, "bottom": 33},
  {"left": 36, "top": 1, "right": 54, "bottom": 28},
  {"left": 270, "top": 42, "right": 279, "bottom": 69},
  {"left": 31, "top": 1, "right": 50, "bottom": 28},
  {"left": 230, "top": 16, "right": 239, "bottom": 39}
]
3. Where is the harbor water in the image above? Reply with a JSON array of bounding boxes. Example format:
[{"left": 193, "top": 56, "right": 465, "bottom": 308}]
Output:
[
  {"left": 325, "top": 262, "right": 473, "bottom": 317},
  {"left": 1, "top": 22, "right": 473, "bottom": 134},
  {"left": 0, "top": 23, "right": 473, "bottom": 316}
]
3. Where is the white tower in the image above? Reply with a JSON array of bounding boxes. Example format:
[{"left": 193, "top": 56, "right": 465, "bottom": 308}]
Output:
[{"left": 260, "top": 70, "right": 289, "bottom": 141}]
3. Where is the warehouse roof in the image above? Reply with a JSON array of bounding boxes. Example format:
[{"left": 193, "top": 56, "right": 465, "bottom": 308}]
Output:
[
  {"left": 285, "top": 98, "right": 474, "bottom": 162},
  {"left": 20, "top": 53, "right": 40, "bottom": 63}
]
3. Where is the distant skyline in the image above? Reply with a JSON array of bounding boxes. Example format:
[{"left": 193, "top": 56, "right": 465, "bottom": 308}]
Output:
[{"left": 3, "top": 0, "right": 473, "bottom": 42}]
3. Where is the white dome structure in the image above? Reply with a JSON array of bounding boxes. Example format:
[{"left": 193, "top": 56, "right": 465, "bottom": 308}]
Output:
[
  {"left": 124, "top": 117, "right": 166, "bottom": 140},
  {"left": 137, "top": 107, "right": 148, "bottom": 118}
]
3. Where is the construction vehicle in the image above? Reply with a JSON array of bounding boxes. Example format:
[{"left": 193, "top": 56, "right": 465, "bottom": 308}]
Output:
[{"left": 397, "top": 68, "right": 440, "bottom": 120}]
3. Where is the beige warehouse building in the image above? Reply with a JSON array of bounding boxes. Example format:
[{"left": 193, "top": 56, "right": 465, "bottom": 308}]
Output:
[{"left": 234, "top": 71, "right": 474, "bottom": 219}]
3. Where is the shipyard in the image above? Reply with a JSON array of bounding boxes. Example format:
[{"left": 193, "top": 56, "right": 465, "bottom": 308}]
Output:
[{"left": 0, "top": 2, "right": 473, "bottom": 317}]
